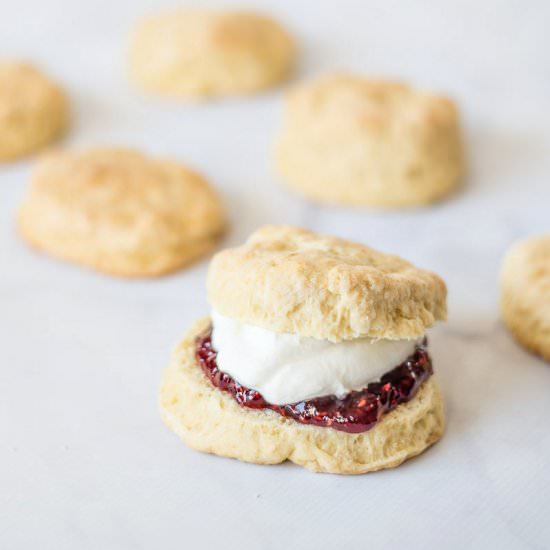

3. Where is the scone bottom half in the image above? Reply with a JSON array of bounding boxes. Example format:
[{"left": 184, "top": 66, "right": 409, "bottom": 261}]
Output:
[{"left": 160, "top": 226, "right": 446, "bottom": 474}]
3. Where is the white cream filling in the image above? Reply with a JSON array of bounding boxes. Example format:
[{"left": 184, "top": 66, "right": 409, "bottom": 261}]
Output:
[{"left": 211, "top": 311, "right": 420, "bottom": 405}]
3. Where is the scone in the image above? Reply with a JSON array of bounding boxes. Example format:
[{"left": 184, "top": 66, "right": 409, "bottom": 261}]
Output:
[
  {"left": 17, "top": 148, "right": 226, "bottom": 277},
  {"left": 129, "top": 9, "right": 295, "bottom": 98},
  {"left": 274, "top": 74, "right": 464, "bottom": 207},
  {"left": 501, "top": 235, "right": 550, "bottom": 362},
  {"left": 160, "top": 226, "right": 446, "bottom": 474},
  {"left": 0, "top": 62, "right": 67, "bottom": 161}
]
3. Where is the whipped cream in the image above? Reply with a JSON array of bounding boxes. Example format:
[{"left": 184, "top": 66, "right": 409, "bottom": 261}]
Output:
[{"left": 211, "top": 311, "right": 419, "bottom": 405}]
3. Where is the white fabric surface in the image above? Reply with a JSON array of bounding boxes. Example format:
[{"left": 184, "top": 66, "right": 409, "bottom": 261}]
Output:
[{"left": 1, "top": 1, "right": 549, "bottom": 549}]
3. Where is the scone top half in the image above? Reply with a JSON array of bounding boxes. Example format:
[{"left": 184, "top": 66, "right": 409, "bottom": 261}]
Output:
[
  {"left": 208, "top": 225, "right": 447, "bottom": 342},
  {"left": 205, "top": 225, "right": 446, "bottom": 413}
]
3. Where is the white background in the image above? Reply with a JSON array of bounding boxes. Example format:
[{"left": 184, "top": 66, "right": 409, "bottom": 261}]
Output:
[{"left": 1, "top": 1, "right": 550, "bottom": 548}]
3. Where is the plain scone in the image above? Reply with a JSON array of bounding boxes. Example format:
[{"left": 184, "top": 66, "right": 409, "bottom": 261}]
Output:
[
  {"left": 501, "top": 235, "right": 550, "bottom": 362},
  {"left": 0, "top": 62, "right": 67, "bottom": 161},
  {"left": 160, "top": 226, "right": 447, "bottom": 474},
  {"left": 18, "top": 148, "right": 226, "bottom": 277},
  {"left": 275, "top": 74, "right": 464, "bottom": 207},
  {"left": 129, "top": 9, "right": 295, "bottom": 98}
]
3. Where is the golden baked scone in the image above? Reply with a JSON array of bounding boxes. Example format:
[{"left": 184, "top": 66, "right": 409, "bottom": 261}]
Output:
[
  {"left": 274, "top": 74, "right": 464, "bottom": 207},
  {"left": 129, "top": 9, "right": 295, "bottom": 98},
  {"left": 208, "top": 225, "right": 447, "bottom": 341},
  {"left": 161, "top": 226, "right": 447, "bottom": 474},
  {"left": 0, "top": 62, "right": 67, "bottom": 161},
  {"left": 17, "top": 148, "right": 226, "bottom": 277},
  {"left": 160, "top": 318, "right": 445, "bottom": 475},
  {"left": 501, "top": 235, "right": 550, "bottom": 362}
]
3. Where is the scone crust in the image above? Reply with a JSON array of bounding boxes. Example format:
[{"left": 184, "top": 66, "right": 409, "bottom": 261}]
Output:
[
  {"left": 160, "top": 318, "right": 445, "bottom": 474},
  {"left": 501, "top": 236, "right": 550, "bottom": 362},
  {"left": 17, "top": 148, "right": 226, "bottom": 277},
  {"left": 129, "top": 9, "right": 295, "bottom": 98},
  {"left": 208, "top": 225, "right": 447, "bottom": 341},
  {"left": 274, "top": 74, "right": 464, "bottom": 207},
  {"left": 0, "top": 62, "right": 67, "bottom": 161}
]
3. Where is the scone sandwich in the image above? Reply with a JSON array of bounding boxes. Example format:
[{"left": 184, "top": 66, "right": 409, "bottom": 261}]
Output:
[{"left": 160, "top": 226, "right": 446, "bottom": 474}]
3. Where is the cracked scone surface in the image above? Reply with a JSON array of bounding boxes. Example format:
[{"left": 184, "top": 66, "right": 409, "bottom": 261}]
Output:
[
  {"left": 501, "top": 235, "right": 550, "bottom": 362},
  {"left": 275, "top": 74, "right": 464, "bottom": 207},
  {"left": 0, "top": 62, "right": 67, "bottom": 161},
  {"left": 160, "top": 318, "right": 445, "bottom": 474},
  {"left": 208, "top": 225, "right": 447, "bottom": 341},
  {"left": 18, "top": 148, "right": 226, "bottom": 277},
  {"left": 129, "top": 9, "right": 294, "bottom": 98}
]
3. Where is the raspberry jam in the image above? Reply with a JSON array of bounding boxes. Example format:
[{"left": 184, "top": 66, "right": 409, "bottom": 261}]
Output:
[{"left": 196, "top": 328, "right": 433, "bottom": 433}]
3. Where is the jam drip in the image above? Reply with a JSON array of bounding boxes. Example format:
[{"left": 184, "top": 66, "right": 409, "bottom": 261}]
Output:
[{"left": 196, "top": 328, "right": 433, "bottom": 434}]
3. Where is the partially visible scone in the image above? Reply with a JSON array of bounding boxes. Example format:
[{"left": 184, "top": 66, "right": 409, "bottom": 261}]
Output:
[
  {"left": 161, "top": 226, "right": 447, "bottom": 474},
  {"left": 274, "top": 74, "right": 464, "bottom": 207},
  {"left": 501, "top": 236, "right": 550, "bottom": 362},
  {"left": 18, "top": 148, "right": 226, "bottom": 277},
  {"left": 129, "top": 9, "right": 295, "bottom": 98},
  {"left": 0, "top": 62, "right": 67, "bottom": 161}
]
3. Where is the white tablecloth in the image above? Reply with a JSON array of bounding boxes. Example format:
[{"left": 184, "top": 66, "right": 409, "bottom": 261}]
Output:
[{"left": 1, "top": 1, "right": 549, "bottom": 548}]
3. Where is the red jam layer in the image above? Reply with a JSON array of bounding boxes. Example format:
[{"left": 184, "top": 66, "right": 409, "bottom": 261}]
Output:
[{"left": 196, "top": 328, "right": 433, "bottom": 434}]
